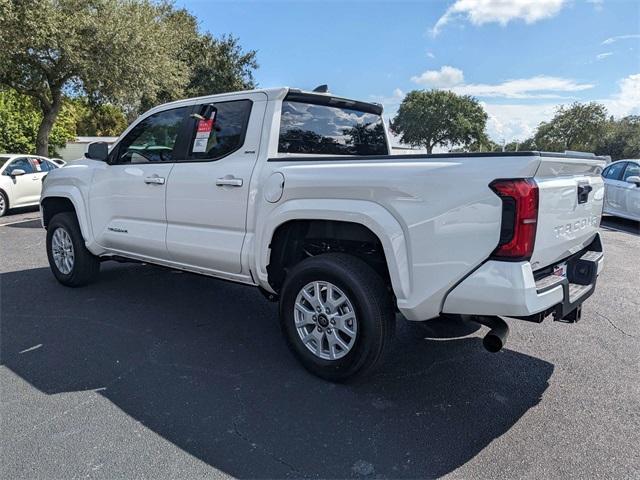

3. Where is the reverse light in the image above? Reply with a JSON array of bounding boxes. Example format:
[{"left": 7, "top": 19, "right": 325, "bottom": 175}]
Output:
[{"left": 489, "top": 178, "right": 539, "bottom": 261}]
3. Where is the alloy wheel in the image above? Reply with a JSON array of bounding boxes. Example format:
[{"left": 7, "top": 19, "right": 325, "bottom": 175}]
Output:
[
  {"left": 51, "top": 227, "right": 75, "bottom": 274},
  {"left": 294, "top": 281, "right": 358, "bottom": 360}
]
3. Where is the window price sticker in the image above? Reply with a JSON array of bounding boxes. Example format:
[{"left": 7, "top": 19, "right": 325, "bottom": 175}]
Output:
[{"left": 192, "top": 117, "right": 215, "bottom": 153}]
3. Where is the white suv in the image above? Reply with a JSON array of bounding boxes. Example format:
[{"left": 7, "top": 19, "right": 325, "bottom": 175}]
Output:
[{"left": 0, "top": 154, "right": 60, "bottom": 217}]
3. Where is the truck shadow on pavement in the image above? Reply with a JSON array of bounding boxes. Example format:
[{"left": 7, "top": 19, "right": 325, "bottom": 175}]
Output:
[{"left": 1, "top": 263, "right": 554, "bottom": 479}]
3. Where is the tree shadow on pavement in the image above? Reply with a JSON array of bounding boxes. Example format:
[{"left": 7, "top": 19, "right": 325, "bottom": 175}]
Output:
[
  {"left": 4, "top": 219, "right": 42, "bottom": 229},
  {"left": 1, "top": 263, "right": 553, "bottom": 478}
]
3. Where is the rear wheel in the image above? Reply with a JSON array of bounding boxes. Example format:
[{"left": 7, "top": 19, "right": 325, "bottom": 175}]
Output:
[
  {"left": 46, "top": 212, "right": 100, "bottom": 287},
  {"left": 0, "top": 190, "right": 8, "bottom": 217},
  {"left": 279, "top": 253, "right": 395, "bottom": 382}
]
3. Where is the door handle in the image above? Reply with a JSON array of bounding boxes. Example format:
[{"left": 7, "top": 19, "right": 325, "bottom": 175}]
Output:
[
  {"left": 216, "top": 176, "right": 243, "bottom": 187},
  {"left": 144, "top": 175, "right": 165, "bottom": 185}
]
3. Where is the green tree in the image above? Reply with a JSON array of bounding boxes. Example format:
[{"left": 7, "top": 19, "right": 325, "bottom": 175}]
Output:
[
  {"left": 595, "top": 115, "right": 640, "bottom": 160},
  {"left": 0, "top": 0, "right": 257, "bottom": 155},
  {"left": 0, "top": 88, "right": 76, "bottom": 155},
  {"left": 391, "top": 90, "right": 488, "bottom": 154},
  {"left": 69, "top": 99, "right": 128, "bottom": 137},
  {"left": 469, "top": 137, "right": 501, "bottom": 152},
  {"left": 184, "top": 34, "right": 257, "bottom": 98},
  {"left": 533, "top": 102, "right": 607, "bottom": 152}
]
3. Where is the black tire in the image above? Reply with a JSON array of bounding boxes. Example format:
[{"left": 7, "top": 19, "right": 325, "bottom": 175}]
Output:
[
  {"left": 279, "top": 253, "right": 395, "bottom": 382},
  {"left": 46, "top": 212, "right": 100, "bottom": 287},
  {"left": 0, "top": 190, "right": 8, "bottom": 217}
]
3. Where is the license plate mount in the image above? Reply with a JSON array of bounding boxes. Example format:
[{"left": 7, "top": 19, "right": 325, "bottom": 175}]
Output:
[{"left": 553, "top": 262, "right": 567, "bottom": 278}]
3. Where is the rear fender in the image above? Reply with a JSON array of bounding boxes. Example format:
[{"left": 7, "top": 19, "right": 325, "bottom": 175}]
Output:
[{"left": 254, "top": 198, "right": 411, "bottom": 300}]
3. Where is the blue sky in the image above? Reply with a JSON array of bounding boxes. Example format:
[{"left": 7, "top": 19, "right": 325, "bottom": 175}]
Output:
[{"left": 178, "top": 0, "right": 640, "bottom": 143}]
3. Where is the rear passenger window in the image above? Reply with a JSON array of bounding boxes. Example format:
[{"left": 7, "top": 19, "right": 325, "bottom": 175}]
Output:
[
  {"left": 187, "top": 100, "right": 252, "bottom": 161},
  {"left": 31, "top": 158, "right": 53, "bottom": 172}
]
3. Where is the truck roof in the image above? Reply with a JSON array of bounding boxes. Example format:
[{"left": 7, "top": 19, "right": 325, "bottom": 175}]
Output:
[{"left": 148, "top": 87, "right": 383, "bottom": 115}]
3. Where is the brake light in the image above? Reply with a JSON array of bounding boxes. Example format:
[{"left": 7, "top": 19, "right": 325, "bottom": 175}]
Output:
[{"left": 489, "top": 178, "right": 539, "bottom": 261}]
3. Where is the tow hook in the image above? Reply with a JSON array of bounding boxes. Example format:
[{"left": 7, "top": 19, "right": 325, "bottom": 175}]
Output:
[{"left": 468, "top": 315, "right": 510, "bottom": 353}]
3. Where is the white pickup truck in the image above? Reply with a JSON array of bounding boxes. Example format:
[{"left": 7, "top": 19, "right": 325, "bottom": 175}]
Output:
[{"left": 40, "top": 87, "right": 606, "bottom": 381}]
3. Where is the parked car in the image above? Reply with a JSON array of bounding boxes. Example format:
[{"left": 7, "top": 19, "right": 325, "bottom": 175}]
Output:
[
  {"left": 0, "top": 154, "right": 60, "bottom": 217},
  {"left": 40, "top": 87, "right": 606, "bottom": 381},
  {"left": 602, "top": 159, "right": 640, "bottom": 221},
  {"left": 50, "top": 158, "right": 67, "bottom": 167}
]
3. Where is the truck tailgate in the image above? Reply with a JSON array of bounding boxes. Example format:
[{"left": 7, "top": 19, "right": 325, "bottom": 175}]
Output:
[{"left": 530, "top": 155, "right": 606, "bottom": 270}]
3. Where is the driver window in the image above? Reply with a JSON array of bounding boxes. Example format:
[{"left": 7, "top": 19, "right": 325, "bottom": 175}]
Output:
[
  {"left": 4, "top": 158, "right": 34, "bottom": 175},
  {"left": 622, "top": 162, "right": 640, "bottom": 181},
  {"left": 115, "top": 106, "right": 190, "bottom": 164}
]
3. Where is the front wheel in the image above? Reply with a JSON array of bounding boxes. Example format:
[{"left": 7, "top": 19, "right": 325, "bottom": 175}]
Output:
[
  {"left": 279, "top": 253, "right": 395, "bottom": 382},
  {"left": 0, "top": 190, "right": 8, "bottom": 217},
  {"left": 46, "top": 212, "right": 100, "bottom": 287}
]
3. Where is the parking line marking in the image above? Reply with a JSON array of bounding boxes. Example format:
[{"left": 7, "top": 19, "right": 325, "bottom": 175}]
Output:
[{"left": 19, "top": 344, "right": 42, "bottom": 354}]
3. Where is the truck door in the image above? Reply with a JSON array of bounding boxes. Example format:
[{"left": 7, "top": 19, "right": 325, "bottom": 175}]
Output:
[
  {"left": 88, "top": 106, "right": 191, "bottom": 260},
  {"left": 165, "top": 92, "right": 268, "bottom": 275}
]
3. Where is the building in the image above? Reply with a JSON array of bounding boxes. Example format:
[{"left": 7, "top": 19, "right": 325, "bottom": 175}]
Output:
[{"left": 56, "top": 136, "right": 119, "bottom": 162}]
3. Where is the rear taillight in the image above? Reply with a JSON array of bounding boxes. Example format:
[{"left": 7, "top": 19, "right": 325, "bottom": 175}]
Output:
[{"left": 489, "top": 178, "right": 539, "bottom": 261}]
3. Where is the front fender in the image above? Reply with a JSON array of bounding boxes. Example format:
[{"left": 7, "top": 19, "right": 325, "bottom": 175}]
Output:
[
  {"left": 40, "top": 186, "right": 99, "bottom": 253},
  {"left": 254, "top": 198, "right": 411, "bottom": 300}
]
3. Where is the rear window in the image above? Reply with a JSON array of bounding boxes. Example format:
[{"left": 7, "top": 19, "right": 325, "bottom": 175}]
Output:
[{"left": 278, "top": 101, "right": 388, "bottom": 156}]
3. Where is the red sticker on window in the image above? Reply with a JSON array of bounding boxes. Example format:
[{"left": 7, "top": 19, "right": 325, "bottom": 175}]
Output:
[{"left": 197, "top": 119, "right": 213, "bottom": 134}]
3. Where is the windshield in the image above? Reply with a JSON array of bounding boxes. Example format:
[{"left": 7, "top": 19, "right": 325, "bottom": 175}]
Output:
[{"left": 278, "top": 101, "right": 388, "bottom": 156}]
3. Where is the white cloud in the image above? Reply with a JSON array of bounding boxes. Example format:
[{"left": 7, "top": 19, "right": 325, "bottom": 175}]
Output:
[
  {"left": 426, "top": 51, "right": 436, "bottom": 59},
  {"left": 484, "top": 73, "right": 640, "bottom": 143},
  {"left": 431, "top": 0, "right": 566, "bottom": 36},
  {"left": 483, "top": 103, "right": 557, "bottom": 142},
  {"left": 596, "top": 52, "right": 613, "bottom": 60},
  {"left": 411, "top": 66, "right": 464, "bottom": 87},
  {"left": 601, "top": 33, "right": 640, "bottom": 45},
  {"left": 602, "top": 73, "right": 640, "bottom": 117},
  {"left": 452, "top": 76, "right": 594, "bottom": 99},
  {"left": 410, "top": 66, "right": 594, "bottom": 99}
]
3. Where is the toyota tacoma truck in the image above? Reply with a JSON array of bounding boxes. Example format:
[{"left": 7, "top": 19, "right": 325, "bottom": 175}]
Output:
[{"left": 40, "top": 87, "right": 606, "bottom": 381}]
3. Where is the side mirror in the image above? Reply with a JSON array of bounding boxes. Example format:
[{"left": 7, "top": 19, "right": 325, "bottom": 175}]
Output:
[
  {"left": 10, "top": 168, "right": 26, "bottom": 177},
  {"left": 85, "top": 142, "right": 109, "bottom": 161},
  {"left": 625, "top": 175, "right": 640, "bottom": 186}
]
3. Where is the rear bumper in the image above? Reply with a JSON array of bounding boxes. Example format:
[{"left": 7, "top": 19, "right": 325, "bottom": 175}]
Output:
[{"left": 442, "top": 234, "right": 603, "bottom": 320}]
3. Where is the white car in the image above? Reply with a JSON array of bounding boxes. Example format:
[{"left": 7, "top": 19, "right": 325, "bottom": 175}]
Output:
[
  {"left": 50, "top": 158, "right": 67, "bottom": 167},
  {"left": 0, "top": 154, "right": 60, "bottom": 217},
  {"left": 40, "top": 87, "right": 606, "bottom": 381},
  {"left": 602, "top": 159, "right": 640, "bottom": 221}
]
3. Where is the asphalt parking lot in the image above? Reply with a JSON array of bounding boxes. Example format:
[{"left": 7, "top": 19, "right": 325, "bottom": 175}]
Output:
[{"left": 1, "top": 208, "right": 638, "bottom": 479}]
